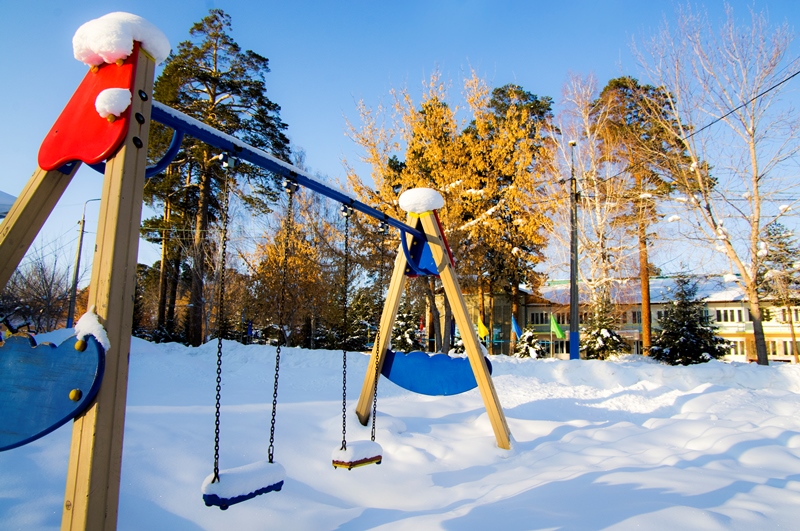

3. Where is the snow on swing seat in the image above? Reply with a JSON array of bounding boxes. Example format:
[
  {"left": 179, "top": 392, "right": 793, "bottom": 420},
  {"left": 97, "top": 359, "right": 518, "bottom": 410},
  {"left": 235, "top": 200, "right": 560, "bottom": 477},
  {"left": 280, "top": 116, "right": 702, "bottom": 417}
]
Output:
[
  {"left": 331, "top": 440, "right": 383, "bottom": 470},
  {"left": 201, "top": 461, "right": 285, "bottom": 510}
]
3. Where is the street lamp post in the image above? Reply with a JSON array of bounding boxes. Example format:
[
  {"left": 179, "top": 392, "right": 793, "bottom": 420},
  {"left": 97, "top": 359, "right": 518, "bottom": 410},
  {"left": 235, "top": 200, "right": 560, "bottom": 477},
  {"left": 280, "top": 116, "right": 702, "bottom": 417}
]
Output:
[
  {"left": 568, "top": 140, "right": 580, "bottom": 360},
  {"left": 66, "top": 198, "right": 100, "bottom": 328}
]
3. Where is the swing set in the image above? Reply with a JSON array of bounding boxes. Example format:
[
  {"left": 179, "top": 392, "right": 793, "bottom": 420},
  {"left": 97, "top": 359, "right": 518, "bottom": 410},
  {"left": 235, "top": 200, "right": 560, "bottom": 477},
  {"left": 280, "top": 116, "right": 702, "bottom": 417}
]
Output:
[{"left": 0, "top": 14, "right": 511, "bottom": 529}]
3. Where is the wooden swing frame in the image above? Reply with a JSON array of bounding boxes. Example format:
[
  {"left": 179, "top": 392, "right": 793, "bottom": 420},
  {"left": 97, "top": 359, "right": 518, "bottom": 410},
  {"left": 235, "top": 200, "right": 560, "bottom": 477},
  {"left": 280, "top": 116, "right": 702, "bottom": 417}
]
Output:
[{"left": 0, "top": 38, "right": 510, "bottom": 530}]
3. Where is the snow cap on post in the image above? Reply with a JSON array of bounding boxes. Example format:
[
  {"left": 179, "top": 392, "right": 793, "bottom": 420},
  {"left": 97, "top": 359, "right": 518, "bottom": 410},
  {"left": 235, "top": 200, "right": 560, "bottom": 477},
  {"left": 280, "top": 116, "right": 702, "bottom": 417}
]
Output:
[
  {"left": 398, "top": 188, "right": 444, "bottom": 214},
  {"left": 74, "top": 306, "right": 111, "bottom": 352},
  {"left": 73, "top": 12, "right": 171, "bottom": 66}
]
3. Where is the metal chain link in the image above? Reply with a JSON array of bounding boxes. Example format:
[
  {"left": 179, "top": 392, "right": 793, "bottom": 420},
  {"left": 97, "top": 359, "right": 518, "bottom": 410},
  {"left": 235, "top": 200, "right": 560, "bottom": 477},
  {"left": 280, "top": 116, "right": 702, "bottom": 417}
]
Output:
[
  {"left": 269, "top": 182, "right": 295, "bottom": 463},
  {"left": 340, "top": 207, "right": 351, "bottom": 451},
  {"left": 371, "top": 222, "right": 388, "bottom": 442},
  {"left": 212, "top": 162, "right": 233, "bottom": 483}
]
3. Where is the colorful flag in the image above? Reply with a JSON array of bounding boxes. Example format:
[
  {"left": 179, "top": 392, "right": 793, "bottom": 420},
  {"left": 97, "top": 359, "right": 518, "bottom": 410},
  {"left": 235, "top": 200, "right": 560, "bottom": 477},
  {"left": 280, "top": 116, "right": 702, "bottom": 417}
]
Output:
[
  {"left": 511, "top": 315, "right": 523, "bottom": 339},
  {"left": 550, "top": 314, "right": 565, "bottom": 339},
  {"left": 477, "top": 317, "right": 489, "bottom": 339}
]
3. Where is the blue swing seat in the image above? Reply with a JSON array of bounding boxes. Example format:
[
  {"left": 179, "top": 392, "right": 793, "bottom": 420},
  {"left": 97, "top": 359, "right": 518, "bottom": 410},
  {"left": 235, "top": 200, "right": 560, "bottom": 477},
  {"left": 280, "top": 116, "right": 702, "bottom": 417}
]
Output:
[
  {"left": 380, "top": 350, "right": 492, "bottom": 396},
  {"left": 201, "top": 461, "right": 285, "bottom": 510}
]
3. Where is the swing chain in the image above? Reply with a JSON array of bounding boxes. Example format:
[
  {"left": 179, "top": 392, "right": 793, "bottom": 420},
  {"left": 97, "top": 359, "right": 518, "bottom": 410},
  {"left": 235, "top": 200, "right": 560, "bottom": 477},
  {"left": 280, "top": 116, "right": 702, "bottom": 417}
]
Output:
[
  {"left": 212, "top": 159, "right": 233, "bottom": 483},
  {"left": 269, "top": 180, "right": 296, "bottom": 464},
  {"left": 371, "top": 222, "right": 388, "bottom": 442},
  {"left": 340, "top": 206, "right": 352, "bottom": 451}
]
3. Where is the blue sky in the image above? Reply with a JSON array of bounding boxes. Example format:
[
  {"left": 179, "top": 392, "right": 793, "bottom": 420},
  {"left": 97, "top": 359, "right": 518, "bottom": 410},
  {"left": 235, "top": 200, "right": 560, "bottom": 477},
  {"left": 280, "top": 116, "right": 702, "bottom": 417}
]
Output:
[{"left": 1, "top": 0, "right": 798, "bottom": 270}]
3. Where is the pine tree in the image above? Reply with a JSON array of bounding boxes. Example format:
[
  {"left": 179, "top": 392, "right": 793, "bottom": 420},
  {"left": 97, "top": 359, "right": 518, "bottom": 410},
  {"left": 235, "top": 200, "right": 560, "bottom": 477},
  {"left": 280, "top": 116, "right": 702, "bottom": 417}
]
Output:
[
  {"left": 651, "top": 274, "right": 730, "bottom": 365},
  {"left": 149, "top": 9, "right": 290, "bottom": 346},
  {"left": 760, "top": 223, "right": 800, "bottom": 362},
  {"left": 392, "top": 298, "right": 423, "bottom": 352},
  {"left": 593, "top": 77, "right": 686, "bottom": 355},
  {"left": 580, "top": 296, "right": 630, "bottom": 360},
  {"left": 513, "top": 324, "right": 547, "bottom": 358}
]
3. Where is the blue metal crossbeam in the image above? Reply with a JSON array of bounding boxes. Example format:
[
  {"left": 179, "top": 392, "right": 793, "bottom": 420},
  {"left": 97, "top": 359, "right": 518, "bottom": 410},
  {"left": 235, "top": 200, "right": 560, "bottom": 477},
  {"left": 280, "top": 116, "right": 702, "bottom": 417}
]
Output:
[{"left": 149, "top": 101, "right": 425, "bottom": 240}]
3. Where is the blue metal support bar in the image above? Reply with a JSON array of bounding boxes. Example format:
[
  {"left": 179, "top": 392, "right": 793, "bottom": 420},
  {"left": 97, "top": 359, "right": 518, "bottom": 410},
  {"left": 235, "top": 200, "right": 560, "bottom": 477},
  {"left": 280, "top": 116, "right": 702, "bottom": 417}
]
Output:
[{"left": 149, "top": 101, "right": 425, "bottom": 241}]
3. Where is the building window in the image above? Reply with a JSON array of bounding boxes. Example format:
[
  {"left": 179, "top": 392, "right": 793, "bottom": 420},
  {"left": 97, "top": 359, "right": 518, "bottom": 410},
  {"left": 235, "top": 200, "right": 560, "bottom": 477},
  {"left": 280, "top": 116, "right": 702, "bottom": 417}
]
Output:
[
  {"left": 632, "top": 311, "right": 642, "bottom": 324},
  {"left": 656, "top": 310, "right": 663, "bottom": 321}
]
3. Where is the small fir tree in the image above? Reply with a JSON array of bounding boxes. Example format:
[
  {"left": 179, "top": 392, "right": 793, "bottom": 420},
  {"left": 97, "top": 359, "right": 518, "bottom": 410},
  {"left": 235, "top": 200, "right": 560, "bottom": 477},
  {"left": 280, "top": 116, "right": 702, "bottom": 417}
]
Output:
[
  {"left": 513, "top": 324, "right": 547, "bottom": 358},
  {"left": 759, "top": 222, "right": 800, "bottom": 362},
  {"left": 580, "top": 296, "right": 630, "bottom": 360},
  {"left": 651, "top": 274, "right": 730, "bottom": 365},
  {"left": 392, "top": 299, "right": 423, "bottom": 352}
]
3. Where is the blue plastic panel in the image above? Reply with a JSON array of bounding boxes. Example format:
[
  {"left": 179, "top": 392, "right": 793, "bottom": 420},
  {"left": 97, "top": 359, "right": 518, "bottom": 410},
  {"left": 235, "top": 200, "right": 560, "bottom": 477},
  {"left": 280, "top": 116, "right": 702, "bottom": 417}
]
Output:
[
  {"left": 0, "top": 334, "right": 105, "bottom": 451},
  {"left": 380, "top": 350, "right": 492, "bottom": 396}
]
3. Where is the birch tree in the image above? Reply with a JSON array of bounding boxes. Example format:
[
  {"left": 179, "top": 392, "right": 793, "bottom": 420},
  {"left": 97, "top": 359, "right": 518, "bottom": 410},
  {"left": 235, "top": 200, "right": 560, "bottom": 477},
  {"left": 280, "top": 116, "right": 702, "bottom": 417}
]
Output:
[{"left": 635, "top": 3, "right": 800, "bottom": 365}]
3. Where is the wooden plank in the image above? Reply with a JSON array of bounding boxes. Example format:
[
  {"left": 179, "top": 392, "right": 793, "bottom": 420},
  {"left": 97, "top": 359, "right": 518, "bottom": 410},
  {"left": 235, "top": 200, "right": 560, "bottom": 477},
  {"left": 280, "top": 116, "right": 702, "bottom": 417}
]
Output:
[
  {"left": 61, "top": 48, "right": 155, "bottom": 531},
  {"left": 418, "top": 212, "right": 512, "bottom": 450},
  {"left": 355, "top": 216, "right": 413, "bottom": 425},
  {"left": 0, "top": 164, "right": 80, "bottom": 289}
]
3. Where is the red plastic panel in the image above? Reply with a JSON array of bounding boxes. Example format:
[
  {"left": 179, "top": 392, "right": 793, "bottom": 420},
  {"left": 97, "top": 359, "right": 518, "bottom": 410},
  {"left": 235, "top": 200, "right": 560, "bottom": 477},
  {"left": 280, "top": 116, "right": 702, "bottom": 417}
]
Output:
[{"left": 38, "top": 43, "right": 140, "bottom": 171}]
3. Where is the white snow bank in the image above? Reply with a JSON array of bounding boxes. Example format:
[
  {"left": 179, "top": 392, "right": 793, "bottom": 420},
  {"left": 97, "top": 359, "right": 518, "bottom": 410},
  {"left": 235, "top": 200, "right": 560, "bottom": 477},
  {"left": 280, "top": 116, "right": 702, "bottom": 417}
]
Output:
[
  {"left": 201, "top": 461, "right": 285, "bottom": 498},
  {"left": 95, "top": 88, "right": 131, "bottom": 119},
  {"left": 331, "top": 440, "right": 382, "bottom": 464},
  {"left": 399, "top": 188, "right": 444, "bottom": 213},
  {"left": 74, "top": 306, "right": 111, "bottom": 351},
  {"left": 73, "top": 12, "right": 170, "bottom": 66}
]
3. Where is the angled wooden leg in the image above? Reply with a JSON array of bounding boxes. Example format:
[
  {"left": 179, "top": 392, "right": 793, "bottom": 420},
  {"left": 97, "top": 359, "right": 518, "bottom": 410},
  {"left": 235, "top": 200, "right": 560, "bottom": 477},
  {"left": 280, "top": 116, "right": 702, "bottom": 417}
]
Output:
[
  {"left": 0, "top": 164, "right": 81, "bottom": 289},
  {"left": 61, "top": 48, "right": 156, "bottom": 531},
  {"left": 355, "top": 215, "right": 414, "bottom": 425},
  {"left": 418, "top": 212, "right": 512, "bottom": 450}
]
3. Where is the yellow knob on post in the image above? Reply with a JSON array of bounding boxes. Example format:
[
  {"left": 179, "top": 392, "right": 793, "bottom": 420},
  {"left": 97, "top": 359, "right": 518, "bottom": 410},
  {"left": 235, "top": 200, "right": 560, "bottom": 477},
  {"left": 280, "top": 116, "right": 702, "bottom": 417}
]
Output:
[{"left": 69, "top": 389, "right": 83, "bottom": 402}]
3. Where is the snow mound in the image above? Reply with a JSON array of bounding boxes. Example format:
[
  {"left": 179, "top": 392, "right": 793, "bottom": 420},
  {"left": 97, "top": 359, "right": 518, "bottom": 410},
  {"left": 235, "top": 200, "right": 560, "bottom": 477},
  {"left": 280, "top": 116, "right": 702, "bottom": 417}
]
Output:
[
  {"left": 73, "top": 12, "right": 171, "bottom": 66},
  {"left": 399, "top": 188, "right": 444, "bottom": 213},
  {"left": 95, "top": 88, "right": 131, "bottom": 119}
]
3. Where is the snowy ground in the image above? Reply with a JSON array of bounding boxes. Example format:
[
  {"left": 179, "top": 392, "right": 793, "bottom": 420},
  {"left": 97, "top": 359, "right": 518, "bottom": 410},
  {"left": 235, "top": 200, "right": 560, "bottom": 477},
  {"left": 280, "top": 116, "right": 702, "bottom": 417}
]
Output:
[{"left": 3, "top": 333, "right": 800, "bottom": 530}]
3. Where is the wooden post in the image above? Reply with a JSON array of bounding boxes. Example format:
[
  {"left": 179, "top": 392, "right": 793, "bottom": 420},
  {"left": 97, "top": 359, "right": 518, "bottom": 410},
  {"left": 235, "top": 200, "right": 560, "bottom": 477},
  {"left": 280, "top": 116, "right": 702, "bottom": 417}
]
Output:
[
  {"left": 0, "top": 164, "right": 81, "bottom": 289},
  {"left": 418, "top": 212, "right": 512, "bottom": 450},
  {"left": 355, "top": 215, "right": 413, "bottom": 425},
  {"left": 61, "top": 49, "right": 155, "bottom": 531}
]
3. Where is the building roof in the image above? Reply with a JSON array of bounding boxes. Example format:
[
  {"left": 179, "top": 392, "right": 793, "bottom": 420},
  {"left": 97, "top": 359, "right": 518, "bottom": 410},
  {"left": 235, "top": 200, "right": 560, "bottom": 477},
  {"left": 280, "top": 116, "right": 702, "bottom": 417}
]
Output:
[{"left": 534, "top": 275, "right": 747, "bottom": 306}]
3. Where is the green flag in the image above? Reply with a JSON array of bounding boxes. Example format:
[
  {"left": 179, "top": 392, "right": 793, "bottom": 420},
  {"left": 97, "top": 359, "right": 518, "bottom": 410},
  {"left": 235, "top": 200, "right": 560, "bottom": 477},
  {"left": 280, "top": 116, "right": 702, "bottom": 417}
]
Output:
[{"left": 550, "top": 314, "right": 565, "bottom": 339}]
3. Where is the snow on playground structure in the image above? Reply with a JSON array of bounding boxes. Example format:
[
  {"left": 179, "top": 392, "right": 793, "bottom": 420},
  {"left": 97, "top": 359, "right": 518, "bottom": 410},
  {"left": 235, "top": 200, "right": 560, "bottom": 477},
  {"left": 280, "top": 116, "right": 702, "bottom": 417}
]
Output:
[{"left": 0, "top": 12, "right": 510, "bottom": 528}]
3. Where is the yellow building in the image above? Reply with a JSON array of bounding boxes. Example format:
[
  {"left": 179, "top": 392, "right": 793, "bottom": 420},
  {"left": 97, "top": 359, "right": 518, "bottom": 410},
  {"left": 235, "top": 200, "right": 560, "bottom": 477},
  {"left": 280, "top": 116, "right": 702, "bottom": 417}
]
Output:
[{"left": 522, "top": 276, "right": 799, "bottom": 363}]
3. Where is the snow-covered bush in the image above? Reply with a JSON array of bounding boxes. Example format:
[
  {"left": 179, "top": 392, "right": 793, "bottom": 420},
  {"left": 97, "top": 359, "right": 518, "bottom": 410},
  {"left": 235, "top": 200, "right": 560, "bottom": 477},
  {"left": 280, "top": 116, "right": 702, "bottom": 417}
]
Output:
[
  {"left": 513, "top": 325, "right": 547, "bottom": 358},
  {"left": 580, "top": 297, "right": 630, "bottom": 360}
]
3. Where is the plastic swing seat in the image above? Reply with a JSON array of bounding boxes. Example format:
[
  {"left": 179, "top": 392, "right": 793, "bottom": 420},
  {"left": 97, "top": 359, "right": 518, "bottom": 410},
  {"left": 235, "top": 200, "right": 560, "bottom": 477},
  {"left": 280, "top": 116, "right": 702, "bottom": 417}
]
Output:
[
  {"left": 201, "top": 461, "right": 285, "bottom": 510},
  {"left": 331, "top": 440, "right": 383, "bottom": 470}
]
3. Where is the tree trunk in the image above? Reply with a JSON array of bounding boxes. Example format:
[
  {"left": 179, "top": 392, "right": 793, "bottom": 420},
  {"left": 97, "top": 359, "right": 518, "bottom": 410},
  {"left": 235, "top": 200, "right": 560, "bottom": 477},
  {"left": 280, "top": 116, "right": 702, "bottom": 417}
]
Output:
[
  {"left": 748, "top": 298, "right": 769, "bottom": 365},
  {"left": 479, "top": 278, "right": 486, "bottom": 324},
  {"left": 638, "top": 221, "right": 651, "bottom": 355},
  {"left": 488, "top": 285, "right": 495, "bottom": 354},
  {"left": 156, "top": 199, "right": 171, "bottom": 334},
  {"left": 188, "top": 166, "right": 211, "bottom": 346},
  {"left": 785, "top": 301, "right": 798, "bottom": 364},
  {"left": 165, "top": 249, "right": 181, "bottom": 338},
  {"left": 510, "top": 282, "right": 519, "bottom": 356},
  {"left": 424, "top": 277, "right": 442, "bottom": 351},
  {"left": 442, "top": 294, "right": 453, "bottom": 353}
]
